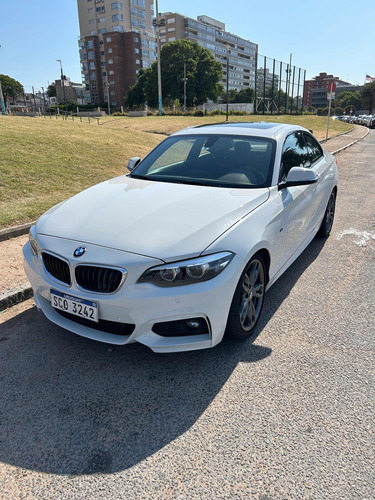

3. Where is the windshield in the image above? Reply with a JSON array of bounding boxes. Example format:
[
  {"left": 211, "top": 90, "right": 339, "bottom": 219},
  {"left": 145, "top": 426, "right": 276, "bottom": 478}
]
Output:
[{"left": 130, "top": 134, "right": 276, "bottom": 188}]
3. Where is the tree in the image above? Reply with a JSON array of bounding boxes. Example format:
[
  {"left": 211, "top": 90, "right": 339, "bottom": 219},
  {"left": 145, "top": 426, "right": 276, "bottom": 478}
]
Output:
[
  {"left": 336, "top": 91, "right": 362, "bottom": 111},
  {"left": 361, "top": 81, "right": 375, "bottom": 113},
  {"left": 46, "top": 82, "right": 56, "bottom": 98},
  {"left": 124, "top": 40, "right": 223, "bottom": 108},
  {"left": 0, "top": 74, "right": 23, "bottom": 103},
  {"left": 219, "top": 87, "right": 255, "bottom": 104}
]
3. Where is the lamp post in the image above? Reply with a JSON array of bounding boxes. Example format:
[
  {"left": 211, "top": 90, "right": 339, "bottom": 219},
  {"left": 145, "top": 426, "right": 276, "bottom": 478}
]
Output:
[
  {"left": 105, "top": 80, "right": 111, "bottom": 116},
  {"left": 56, "top": 59, "right": 67, "bottom": 117},
  {"left": 154, "top": 0, "right": 163, "bottom": 116},
  {"left": 226, "top": 44, "right": 230, "bottom": 122}
]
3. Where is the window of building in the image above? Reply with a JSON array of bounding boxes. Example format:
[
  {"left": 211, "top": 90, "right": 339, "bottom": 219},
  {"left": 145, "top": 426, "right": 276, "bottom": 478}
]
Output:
[
  {"left": 131, "top": 17, "right": 139, "bottom": 27},
  {"left": 142, "top": 49, "right": 149, "bottom": 57},
  {"left": 109, "top": 80, "right": 115, "bottom": 85},
  {"left": 112, "top": 25, "right": 124, "bottom": 32},
  {"left": 111, "top": 101, "right": 117, "bottom": 106},
  {"left": 89, "top": 61, "right": 95, "bottom": 69},
  {"left": 134, "top": 36, "right": 139, "bottom": 42},
  {"left": 108, "top": 59, "right": 113, "bottom": 64},
  {"left": 88, "top": 51, "right": 94, "bottom": 59},
  {"left": 138, "top": 0, "right": 145, "bottom": 6},
  {"left": 98, "top": 17, "right": 106, "bottom": 23},
  {"left": 89, "top": 19, "right": 94, "bottom": 24},
  {"left": 108, "top": 48, "right": 112, "bottom": 53},
  {"left": 167, "top": 17, "right": 175, "bottom": 23},
  {"left": 135, "top": 47, "right": 139, "bottom": 53},
  {"left": 109, "top": 70, "right": 114, "bottom": 75},
  {"left": 89, "top": 30, "right": 96, "bottom": 35},
  {"left": 106, "top": 36, "right": 112, "bottom": 42},
  {"left": 111, "top": 2, "right": 122, "bottom": 10},
  {"left": 110, "top": 91, "right": 116, "bottom": 96},
  {"left": 87, "top": 40, "right": 94, "bottom": 49},
  {"left": 138, "top": 9, "right": 145, "bottom": 18},
  {"left": 167, "top": 27, "right": 175, "bottom": 32},
  {"left": 136, "top": 59, "right": 140, "bottom": 64},
  {"left": 91, "top": 82, "right": 97, "bottom": 90},
  {"left": 168, "top": 37, "right": 176, "bottom": 42},
  {"left": 90, "top": 72, "right": 97, "bottom": 80},
  {"left": 96, "top": 6, "right": 105, "bottom": 13},
  {"left": 92, "top": 93, "right": 99, "bottom": 100},
  {"left": 102, "top": 71, "right": 107, "bottom": 77},
  {"left": 98, "top": 28, "right": 107, "bottom": 33},
  {"left": 112, "top": 13, "right": 123, "bottom": 21},
  {"left": 81, "top": 62, "right": 88, "bottom": 71},
  {"left": 80, "top": 52, "right": 87, "bottom": 60},
  {"left": 88, "top": 7, "right": 93, "bottom": 13},
  {"left": 139, "top": 20, "right": 145, "bottom": 29}
]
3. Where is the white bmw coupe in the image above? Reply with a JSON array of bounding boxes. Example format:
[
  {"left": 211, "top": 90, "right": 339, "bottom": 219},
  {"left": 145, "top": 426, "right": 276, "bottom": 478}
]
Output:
[{"left": 24, "top": 122, "right": 337, "bottom": 353}]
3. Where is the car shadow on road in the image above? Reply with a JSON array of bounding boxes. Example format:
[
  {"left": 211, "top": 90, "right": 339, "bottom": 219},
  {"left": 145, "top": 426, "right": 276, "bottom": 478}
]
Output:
[{"left": 0, "top": 237, "right": 327, "bottom": 475}]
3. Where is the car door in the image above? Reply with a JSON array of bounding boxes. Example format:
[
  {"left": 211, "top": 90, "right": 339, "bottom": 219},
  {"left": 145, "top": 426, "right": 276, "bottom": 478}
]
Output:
[{"left": 277, "top": 131, "right": 316, "bottom": 263}]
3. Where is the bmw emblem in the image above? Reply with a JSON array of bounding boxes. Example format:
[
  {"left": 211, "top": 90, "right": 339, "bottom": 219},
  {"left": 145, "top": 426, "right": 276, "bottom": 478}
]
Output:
[{"left": 73, "top": 246, "right": 86, "bottom": 257}]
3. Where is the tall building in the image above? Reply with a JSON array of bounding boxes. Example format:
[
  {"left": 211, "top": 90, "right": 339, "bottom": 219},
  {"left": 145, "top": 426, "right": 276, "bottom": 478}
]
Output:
[
  {"left": 77, "top": 0, "right": 156, "bottom": 107},
  {"left": 157, "top": 13, "right": 258, "bottom": 92},
  {"left": 304, "top": 72, "right": 351, "bottom": 107}
]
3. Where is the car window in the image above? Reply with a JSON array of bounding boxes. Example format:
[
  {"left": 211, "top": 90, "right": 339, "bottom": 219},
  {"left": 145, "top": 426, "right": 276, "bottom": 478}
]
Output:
[
  {"left": 280, "top": 132, "right": 311, "bottom": 181},
  {"left": 150, "top": 138, "right": 195, "bottom": 171},
  {"left": 130, "top": 134, "right": 276, "bottom": 189},
  {"left": 304, "top": 133, "right": 323, "bottom": 164}
]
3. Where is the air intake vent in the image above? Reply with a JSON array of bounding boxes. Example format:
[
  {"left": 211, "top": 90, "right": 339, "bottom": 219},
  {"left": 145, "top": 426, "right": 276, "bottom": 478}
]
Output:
[
  {"left": 75, "top": 265, "right": 124, "bottom": 293},
  {"left": 42, "top": 252, "right": 71, "bottom": 285}
]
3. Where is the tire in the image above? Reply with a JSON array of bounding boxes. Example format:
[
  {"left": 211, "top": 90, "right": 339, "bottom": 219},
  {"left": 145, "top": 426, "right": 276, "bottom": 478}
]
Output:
[
  {"left": 317, "top": 189, "right": 336, "bottom": 237},
  {"left": 225, "top": 254, "right": 266, "bottom": 341}
]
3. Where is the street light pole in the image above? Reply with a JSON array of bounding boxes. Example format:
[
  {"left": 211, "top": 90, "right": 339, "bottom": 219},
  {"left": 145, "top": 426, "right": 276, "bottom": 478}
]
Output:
[
  {"left": 155, "top": 0, "right": 163, "bottom": 116},
  {"left": 57, "top": 59, "right": 67, "bottom": 117},
  {"left": 182, "top": 63, "right": 188, "bottom": 115},
  {"left": 226, "top": 44, "right": 230, "bottom": 122}
]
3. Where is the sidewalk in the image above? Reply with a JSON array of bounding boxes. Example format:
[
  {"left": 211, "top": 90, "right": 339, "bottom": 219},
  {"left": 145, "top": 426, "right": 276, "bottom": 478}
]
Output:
[{"left": 0, "top": 125, "right": 370, "bottom": 312}]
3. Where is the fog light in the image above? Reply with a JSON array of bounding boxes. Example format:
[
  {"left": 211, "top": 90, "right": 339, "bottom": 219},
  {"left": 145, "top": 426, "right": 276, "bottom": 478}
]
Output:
[{"left": 186, "top": 320, "right": 200, "bottom": 328}]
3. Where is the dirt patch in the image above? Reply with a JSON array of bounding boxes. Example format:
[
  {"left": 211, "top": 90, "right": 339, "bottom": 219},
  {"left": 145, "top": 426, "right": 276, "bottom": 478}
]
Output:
[{"left": 0, "top": 235, "right": 29, "bottom": 294}]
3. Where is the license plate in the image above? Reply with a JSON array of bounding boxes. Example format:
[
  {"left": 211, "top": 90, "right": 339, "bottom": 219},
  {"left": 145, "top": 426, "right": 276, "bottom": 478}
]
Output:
[{"left": 51, "top": 289, "right": 99, "bottom": 323}]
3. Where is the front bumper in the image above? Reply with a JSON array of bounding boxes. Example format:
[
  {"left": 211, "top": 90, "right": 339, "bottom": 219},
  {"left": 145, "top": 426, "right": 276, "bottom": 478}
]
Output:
[{"left": 23, "top": 235, "right": 244, "bottom": 353}]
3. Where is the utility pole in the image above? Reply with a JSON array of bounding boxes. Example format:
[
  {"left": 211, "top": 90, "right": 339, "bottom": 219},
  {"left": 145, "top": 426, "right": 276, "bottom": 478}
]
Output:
[
  {"left": 182, "top": 63, "right": 188, "bottom": 115},
  {"left": 57, "top": 59, "right": 67, "bottom": 117},
  {"left": 226, "top": 44, "right": 230, "bottom": 121},
  {"left": 154, "top": 0, "right": 163, "bottom": 116}
]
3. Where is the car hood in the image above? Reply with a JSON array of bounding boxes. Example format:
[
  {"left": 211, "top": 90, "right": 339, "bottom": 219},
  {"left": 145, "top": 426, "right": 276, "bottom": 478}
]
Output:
[{"left": 36, "top": 176, "right": 269, "bottom": 261}]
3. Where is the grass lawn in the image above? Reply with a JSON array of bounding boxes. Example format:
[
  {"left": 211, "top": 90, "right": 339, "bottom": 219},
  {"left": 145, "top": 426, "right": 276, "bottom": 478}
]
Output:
[{"left": 0, "top": 114, "right": 351, "bottom": 229}]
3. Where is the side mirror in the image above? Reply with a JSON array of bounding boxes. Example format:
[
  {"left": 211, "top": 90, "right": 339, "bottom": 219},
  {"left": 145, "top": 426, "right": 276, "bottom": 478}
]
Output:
[
  {"left": 127, "top": 157, "right": 141, "bottom": 172},
  {"left": 279, "top": 167, "right": 318, "bottom": 190}
]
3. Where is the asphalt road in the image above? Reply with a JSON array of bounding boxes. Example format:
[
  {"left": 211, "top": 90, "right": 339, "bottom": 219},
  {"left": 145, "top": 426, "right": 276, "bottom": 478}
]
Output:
[{"left": 0, "top": 131, "right": 374, "bottom": 499}]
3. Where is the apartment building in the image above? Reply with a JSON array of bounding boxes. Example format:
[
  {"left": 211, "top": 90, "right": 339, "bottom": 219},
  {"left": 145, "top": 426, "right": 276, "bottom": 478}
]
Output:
[
  {"left": 157, "top": 13, "right": 258, "bottom": 92},
  {"left": 77, "top": 0, "right": 156, "bottom": 106},
  {"left": 303, "top": 72, "right": 351, "bottom": 107}
]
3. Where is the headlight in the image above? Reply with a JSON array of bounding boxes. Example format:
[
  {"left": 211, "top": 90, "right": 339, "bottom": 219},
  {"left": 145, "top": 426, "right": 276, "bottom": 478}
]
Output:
[
  {"left": 137, "top": 252, "right": 235, "bottom": 287},
  {"left": 29, "top": 225, "right": 39, "bottom": 256}
]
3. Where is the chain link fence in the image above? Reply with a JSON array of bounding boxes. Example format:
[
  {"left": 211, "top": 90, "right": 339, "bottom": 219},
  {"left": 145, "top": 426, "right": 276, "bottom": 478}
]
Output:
[{"left": 254, "top": 54, "right": 306, "bottom": 115}]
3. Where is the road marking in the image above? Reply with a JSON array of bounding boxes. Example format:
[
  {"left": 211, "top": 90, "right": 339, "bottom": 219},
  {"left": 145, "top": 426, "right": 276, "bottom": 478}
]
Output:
[{"left": 338, "top": 229, "right": 375, "bottom": 247}]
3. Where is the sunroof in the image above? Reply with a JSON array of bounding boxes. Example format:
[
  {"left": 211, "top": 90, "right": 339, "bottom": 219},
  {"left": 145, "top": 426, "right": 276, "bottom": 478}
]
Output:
[{"left": 197, "top": 122, "right": 279, "bottom": 129}]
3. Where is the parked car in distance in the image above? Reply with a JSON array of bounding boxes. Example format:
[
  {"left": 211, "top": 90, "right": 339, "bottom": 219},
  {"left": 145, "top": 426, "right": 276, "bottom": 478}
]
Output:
[{"left": 24, "top": 122, "right": 338, "bottom": 353}]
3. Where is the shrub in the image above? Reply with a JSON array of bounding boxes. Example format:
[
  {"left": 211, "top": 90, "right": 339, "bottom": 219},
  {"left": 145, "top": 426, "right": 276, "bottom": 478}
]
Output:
[{"left": 193, "top": 109, "right": 204, "bottom": 116}]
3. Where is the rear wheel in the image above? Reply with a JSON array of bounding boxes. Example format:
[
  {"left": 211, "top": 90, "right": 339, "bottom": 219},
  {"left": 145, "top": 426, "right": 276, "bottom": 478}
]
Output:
[
  {"left": 317, "top": 190, "right": 336, "bottom": 237},
  {"left": 225, "top": 254, "right": 266, "bottom": 341}
]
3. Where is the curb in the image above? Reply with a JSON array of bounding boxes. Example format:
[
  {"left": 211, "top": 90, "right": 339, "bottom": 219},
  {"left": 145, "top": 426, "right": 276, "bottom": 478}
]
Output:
[
  {"left": 331, "top": 128, "right": 370, "bottom": 155},
  {"left": 0, "top": 222, "right": 34, "bottom": 242},
  {"left": 0, "top": 284, "right": 33, "bottom": 312}
]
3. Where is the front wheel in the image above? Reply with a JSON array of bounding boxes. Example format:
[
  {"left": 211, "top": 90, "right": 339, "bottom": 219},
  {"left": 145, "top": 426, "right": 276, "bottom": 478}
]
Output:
[
  {"left": 317, "top": 190, "right": 336, "bottom": 237},
  {"left": 225, "top": 254, "right": 266, "bottom": 341}
]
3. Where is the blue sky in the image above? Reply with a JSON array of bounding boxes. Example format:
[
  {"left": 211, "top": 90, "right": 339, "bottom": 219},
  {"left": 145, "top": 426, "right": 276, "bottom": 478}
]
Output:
[{"left": 1, "top": 0, "right": 374, "bottom": 93}]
